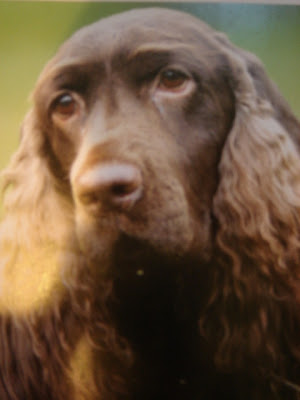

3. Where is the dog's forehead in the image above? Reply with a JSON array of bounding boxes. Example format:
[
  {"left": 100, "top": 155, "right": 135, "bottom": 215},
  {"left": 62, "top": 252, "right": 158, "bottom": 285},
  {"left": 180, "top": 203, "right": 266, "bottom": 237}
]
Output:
[{"left": 50, "top": 8, "right": 217, "bottom": 66}]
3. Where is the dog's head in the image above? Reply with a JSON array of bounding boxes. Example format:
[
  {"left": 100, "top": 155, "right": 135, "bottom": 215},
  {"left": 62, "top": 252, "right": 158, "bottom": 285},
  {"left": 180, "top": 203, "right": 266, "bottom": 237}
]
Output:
[{"left": 15, "top": 8, "right": 300, "bottom": 264}]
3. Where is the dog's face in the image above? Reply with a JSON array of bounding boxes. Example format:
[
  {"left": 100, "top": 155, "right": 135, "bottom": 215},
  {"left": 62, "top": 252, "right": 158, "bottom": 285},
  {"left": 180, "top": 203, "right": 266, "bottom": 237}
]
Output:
[{"left": 32, "top": 9, "right": 236, "bottom": 260}]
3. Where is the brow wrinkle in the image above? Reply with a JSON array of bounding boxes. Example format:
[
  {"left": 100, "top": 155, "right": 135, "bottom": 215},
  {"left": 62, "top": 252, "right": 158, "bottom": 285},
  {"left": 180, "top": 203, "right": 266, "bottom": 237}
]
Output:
[{"left": 127, "top": 43, "right": 196, "bottom": 61}]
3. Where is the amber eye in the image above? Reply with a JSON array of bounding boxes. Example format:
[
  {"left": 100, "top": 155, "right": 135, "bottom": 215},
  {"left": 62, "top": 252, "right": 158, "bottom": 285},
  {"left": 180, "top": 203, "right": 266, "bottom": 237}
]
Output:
[
  {"left": 159, "top": 69, "right": 188, "bottom": 90},
  {"left": 53, "top": 93, "right": 77, "bottom": 117}
]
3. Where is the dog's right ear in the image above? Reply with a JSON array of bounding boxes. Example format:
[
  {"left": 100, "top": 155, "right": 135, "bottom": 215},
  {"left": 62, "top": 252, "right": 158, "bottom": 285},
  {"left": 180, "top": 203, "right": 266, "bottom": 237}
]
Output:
[
  {"left": 2, "top": 110, "right": 50, "bottom": 214},
  {"left": 212, "top": 35, "right": 300, "bottom": 261},
  {"left": 0, "top": 109, "right": 74, "bottom": 314},
  {"left": 1, "top": 107, "right": 75, "bottom": 237}
]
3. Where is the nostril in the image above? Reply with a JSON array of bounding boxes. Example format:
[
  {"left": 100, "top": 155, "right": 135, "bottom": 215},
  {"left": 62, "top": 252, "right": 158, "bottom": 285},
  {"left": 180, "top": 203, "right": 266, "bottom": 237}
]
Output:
[{"left": 76, "top": 163, "right": 143, "bottom": 211}]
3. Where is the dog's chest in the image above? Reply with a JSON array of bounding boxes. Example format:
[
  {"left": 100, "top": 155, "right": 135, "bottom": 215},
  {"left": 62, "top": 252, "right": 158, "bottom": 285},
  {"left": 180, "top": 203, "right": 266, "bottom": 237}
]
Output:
[{"left": 112, "top": 262, "right": 212, "bottom": 399}]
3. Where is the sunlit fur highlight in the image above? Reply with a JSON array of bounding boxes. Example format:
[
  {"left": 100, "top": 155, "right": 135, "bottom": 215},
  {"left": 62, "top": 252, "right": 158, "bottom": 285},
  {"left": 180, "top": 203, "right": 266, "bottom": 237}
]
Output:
[{"left": 0, "top": 112, "right": 132, "bottom": 399}]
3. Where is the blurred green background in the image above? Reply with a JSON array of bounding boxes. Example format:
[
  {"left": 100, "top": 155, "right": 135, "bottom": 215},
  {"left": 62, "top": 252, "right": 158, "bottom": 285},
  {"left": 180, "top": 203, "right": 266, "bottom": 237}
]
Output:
[{"left": 1, "top": 2, "right": 300, "bottom": 171}]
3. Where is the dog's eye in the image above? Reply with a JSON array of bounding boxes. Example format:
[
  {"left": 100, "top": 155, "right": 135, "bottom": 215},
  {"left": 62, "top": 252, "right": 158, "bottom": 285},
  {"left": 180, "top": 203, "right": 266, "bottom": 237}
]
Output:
[
  {"left": 53, "top": 93, "right": 77, "bottom": 117},
  {"left": 159, "top": 70, "right": 188, "bottom": 90}
]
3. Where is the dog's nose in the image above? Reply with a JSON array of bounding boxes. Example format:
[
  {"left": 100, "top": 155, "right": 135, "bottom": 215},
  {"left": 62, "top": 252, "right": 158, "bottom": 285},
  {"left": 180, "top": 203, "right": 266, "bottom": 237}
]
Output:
[{"left": 76, "top": 163, "right": 143, "bottom": 211}]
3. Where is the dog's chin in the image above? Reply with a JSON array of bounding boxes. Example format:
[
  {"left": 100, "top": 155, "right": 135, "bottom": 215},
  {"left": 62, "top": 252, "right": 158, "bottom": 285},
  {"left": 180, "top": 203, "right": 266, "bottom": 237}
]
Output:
[{"left": 75, "top": 205, "right": 212, "bottom": 271}]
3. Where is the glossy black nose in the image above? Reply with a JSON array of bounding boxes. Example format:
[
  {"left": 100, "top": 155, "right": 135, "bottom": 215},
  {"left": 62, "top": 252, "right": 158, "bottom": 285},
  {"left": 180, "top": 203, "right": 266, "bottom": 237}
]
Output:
[{"left": 76, "top": 163, "right": 143, "bottom": 211}]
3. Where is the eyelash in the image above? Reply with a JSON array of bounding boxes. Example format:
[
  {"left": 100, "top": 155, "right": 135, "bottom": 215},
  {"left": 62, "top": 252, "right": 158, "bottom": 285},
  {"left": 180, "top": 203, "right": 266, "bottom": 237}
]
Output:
[
  {"left": 51, "top": 91, "right": 82, "bottom": 121},
  {"left": 158, "top": 68, "right": 189, "bottom": 90}
]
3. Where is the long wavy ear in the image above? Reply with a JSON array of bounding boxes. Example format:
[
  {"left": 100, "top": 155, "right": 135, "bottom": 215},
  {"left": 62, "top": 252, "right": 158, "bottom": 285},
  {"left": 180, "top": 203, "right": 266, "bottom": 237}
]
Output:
[
  {"left": 0, "top": 109, "right": 128, "bottom": 399},
  {"left": 202, "top": 41, "right": 300, "bottom": 384},
  {"left": 0, "top": 109, "right": 75, "bottom": 314},
  {"left": 0, "top": 109, "right": 82, "bottom": 398}
]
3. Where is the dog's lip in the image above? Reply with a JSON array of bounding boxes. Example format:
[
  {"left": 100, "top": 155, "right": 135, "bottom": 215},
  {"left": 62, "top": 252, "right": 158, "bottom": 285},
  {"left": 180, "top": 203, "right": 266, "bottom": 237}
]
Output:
[{"left": 79, "top": 185, "right": 143, "bottom": 211}]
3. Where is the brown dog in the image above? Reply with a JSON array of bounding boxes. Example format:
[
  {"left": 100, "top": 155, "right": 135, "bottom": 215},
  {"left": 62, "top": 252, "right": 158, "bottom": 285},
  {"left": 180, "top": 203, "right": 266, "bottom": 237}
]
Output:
[{"left": 1, "top": 8, "right": 300, "bottom": 400}]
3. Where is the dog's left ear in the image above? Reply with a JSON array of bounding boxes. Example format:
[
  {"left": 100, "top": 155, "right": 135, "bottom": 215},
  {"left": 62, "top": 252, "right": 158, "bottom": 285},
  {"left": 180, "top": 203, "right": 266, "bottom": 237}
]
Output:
[
  {"left": 213, "top": 39, "right": 300, "bottom": 262},
  {"left": 205, "top": 37, "right": 300, "bottom": 372}
]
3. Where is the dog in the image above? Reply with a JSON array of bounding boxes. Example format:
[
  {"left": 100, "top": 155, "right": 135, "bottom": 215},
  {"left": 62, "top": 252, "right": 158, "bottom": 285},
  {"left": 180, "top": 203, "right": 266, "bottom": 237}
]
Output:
[{"left": 1, "top": 7, "right": 300, "bottom": 400}]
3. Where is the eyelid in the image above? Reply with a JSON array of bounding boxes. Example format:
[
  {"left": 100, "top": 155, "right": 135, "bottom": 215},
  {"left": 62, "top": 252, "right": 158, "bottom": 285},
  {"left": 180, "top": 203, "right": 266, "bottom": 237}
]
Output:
[
  {"left": 154, "top": 66, "right": 194, "bottom": 94},
  {"left": 54, "top": 93, "right": 76, "bottom": 115},
  {"left": 51, "top": 90, "right": 72, "bottom": 106},
  {"left": 155, "top": 66, "right": 191, "bottom": 87},
  {"left": 159, "top": 69, "right": 189, "bottom": 88},
  {"left": 159, "top": 65, "right": 191, "bottom": 79},
  {"left": 49, "top": 91, "right": 84, "bottom": 120}
]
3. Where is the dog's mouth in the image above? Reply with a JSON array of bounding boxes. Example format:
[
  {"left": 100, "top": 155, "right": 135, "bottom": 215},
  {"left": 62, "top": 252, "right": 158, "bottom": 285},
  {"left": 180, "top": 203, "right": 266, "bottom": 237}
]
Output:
[
  {"left": 110, "top": 233, "right": 197, "bottom": 281},
  {"left": 75, "top": 205, "right": 211, "bottom": 277},
  {"left": 73, "top": 161, "right": 211, "bottom": 263}
]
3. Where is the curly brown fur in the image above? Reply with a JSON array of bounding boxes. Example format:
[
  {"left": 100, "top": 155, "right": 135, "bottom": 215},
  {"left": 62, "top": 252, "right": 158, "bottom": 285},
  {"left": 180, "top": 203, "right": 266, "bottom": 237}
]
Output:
[{"left": 1, "top": 8, "right": 300, "bottom": 400}]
